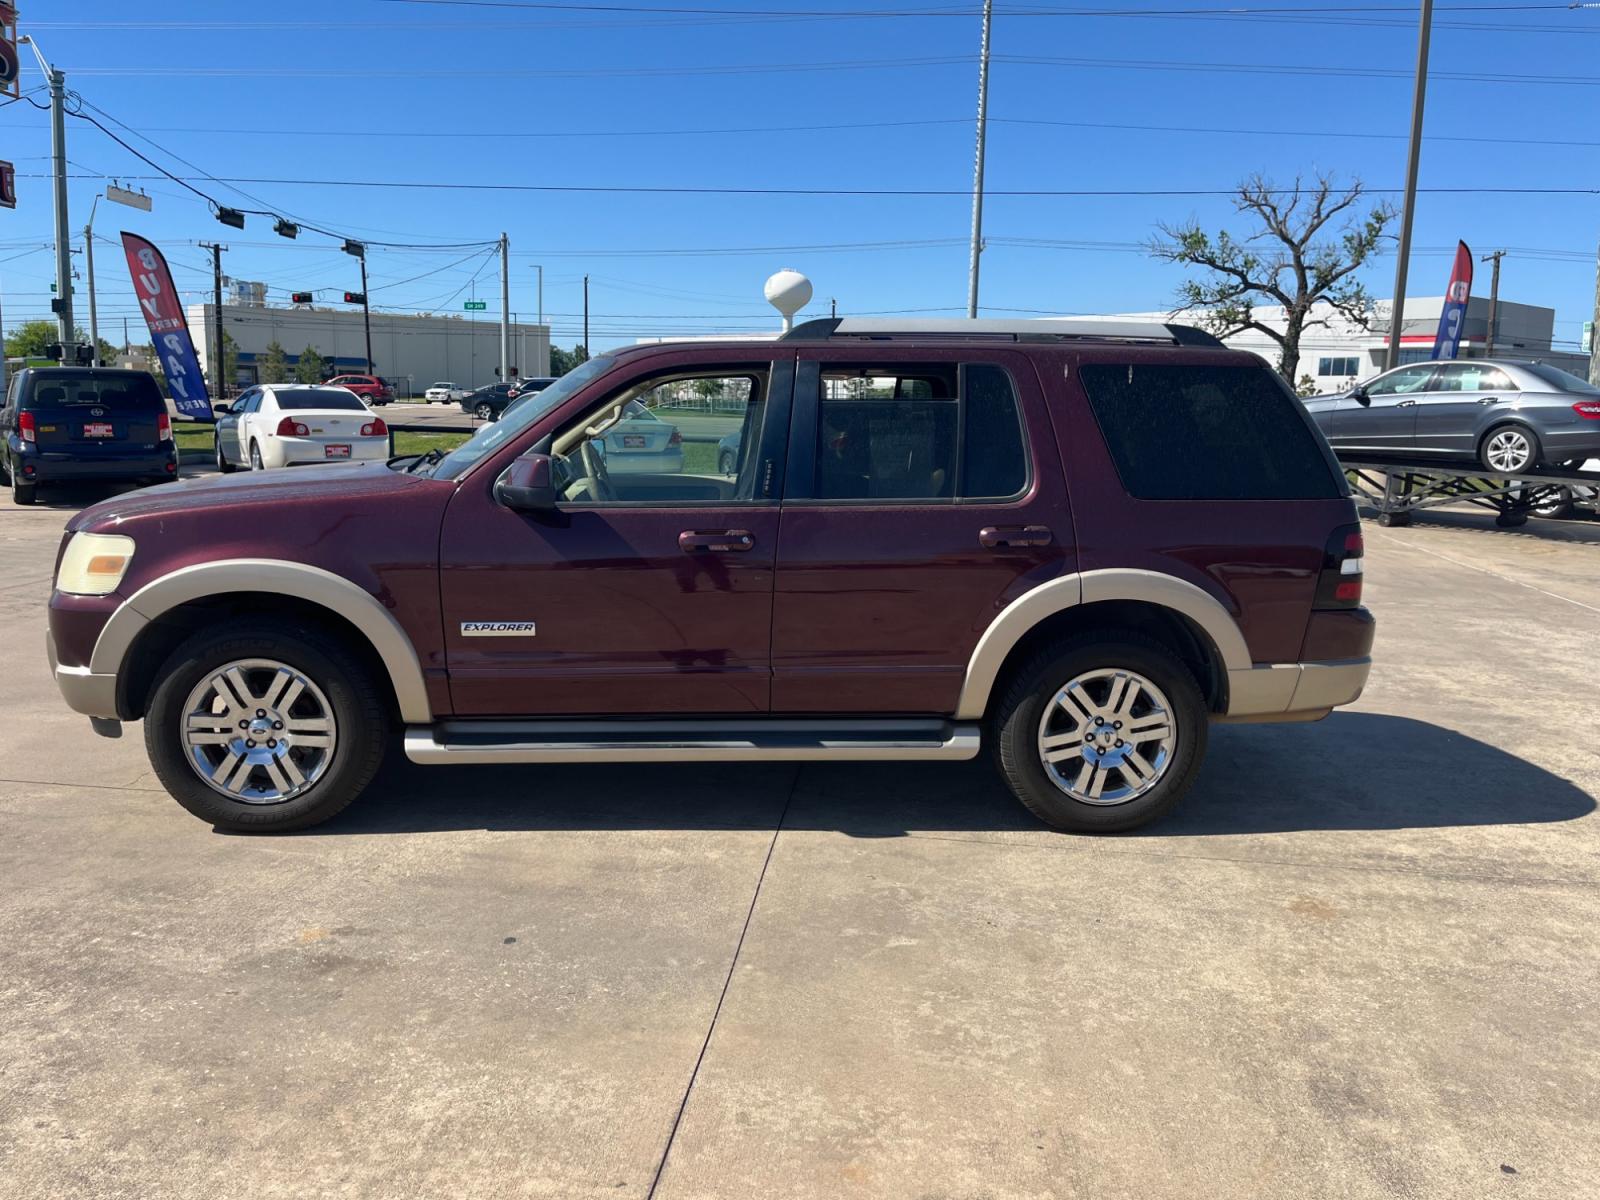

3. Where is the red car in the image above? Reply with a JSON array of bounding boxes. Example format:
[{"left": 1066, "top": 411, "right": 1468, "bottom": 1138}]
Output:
[
  {"left": 46, "top": 318, "right": 1373, "bottom": 833},
  {"left": 326, "top": 374, "right": 393, "bottom": 406}
]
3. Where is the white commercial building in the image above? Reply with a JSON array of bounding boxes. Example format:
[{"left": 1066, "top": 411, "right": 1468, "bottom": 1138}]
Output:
[
  {"left": 1096, "top": 296, "right": 1586, "bottom": 390},
  {"left": 185, "top": 302, "right": 550, "bottom": 398}
]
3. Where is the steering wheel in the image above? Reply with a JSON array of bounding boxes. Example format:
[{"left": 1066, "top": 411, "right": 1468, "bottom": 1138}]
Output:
[{"left": 579, "top": 438, "right": 617, "bottom": 502}]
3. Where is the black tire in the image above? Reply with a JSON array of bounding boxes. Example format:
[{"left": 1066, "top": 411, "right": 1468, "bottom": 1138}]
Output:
[
  {"left": 249, "top": 440, "right": 264, "bottom": 471},
  {"left": 12, "top": 475, "right": 36, "bottom": 505},
  {"left": 992, "top": 634, "right": 1208, "bottom": 834},
  {"left": 474, "top": 402, "right": 494, "bottom": 421},
  {"left": 1479, "top": 423, "right": 1541, "bottom": 475},
  {"left": 142, "top": 620, "right": 390, "bottom": 832},
  {"left": 719, "top": 450, "right": 735, "bottom": 474},
  {"left": 215, "top": 436, "right": 237, "bottom": 474},
  {"left": 1377, "top": 510, "right": 1412, "bottom": 528},
  {"left": 0, "top": 452, "right": 11, "bottom": 486},
  {"left": 1495, "top": 511, "right": 1528, "bottom": 529},
  {"left": 1532, "top": 487, "right": 1576, "bottom": 520}
]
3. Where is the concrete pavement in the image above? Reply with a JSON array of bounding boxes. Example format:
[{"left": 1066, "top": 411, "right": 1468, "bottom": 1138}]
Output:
[{"left": 1, "top": 492, "right": 1597, "bottom": 1199}]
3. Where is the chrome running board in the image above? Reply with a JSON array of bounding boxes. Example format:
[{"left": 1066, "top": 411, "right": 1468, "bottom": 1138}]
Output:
[{"left": 403, "top": 718, "right": 982, "bottom": 765}]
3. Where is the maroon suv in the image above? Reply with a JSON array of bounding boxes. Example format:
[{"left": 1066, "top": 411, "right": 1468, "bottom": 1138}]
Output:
[
  {"left": 326, "top": 374, "right": 393, "bottom": 406},
  {"left": 46, "top": 319, "right": 1374, "bottom": 833}
]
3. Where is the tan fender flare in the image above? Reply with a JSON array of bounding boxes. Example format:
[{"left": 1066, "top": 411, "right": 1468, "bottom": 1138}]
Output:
[{"left": 92, "top": 558, "right": 432, "bottom": 723}]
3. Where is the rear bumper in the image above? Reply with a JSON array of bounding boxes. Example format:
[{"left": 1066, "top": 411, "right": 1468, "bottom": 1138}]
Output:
[
  {"left": 46, "top": 628, "right": 120, "bottom": 721},
  {"left": 1221, "top": 657, "right": 1372, "bottom": 723},
  {"left": 17, "top": 450, "right": 177, "bottom": 482},
  {"left": 272, "top": 438, "right": 389, "bottom": 467}
]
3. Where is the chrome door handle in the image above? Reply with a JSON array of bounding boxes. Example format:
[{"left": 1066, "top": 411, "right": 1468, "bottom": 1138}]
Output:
[
  {"left": 1397, "top": 400, "right": 1417, "bottom": 407},
  {"left": 679, "top": 529, "right": 755, "bottom": 553},
  {"left": 979, "top": 525, "right": 1053, "bottom": 549},
  {"left": 1479, "top": 396, "right": 1501, "bottom": 405}
]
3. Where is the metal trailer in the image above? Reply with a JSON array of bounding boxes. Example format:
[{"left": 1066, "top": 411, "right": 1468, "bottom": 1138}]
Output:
[{"left": 1339, "top": 457, "right": 1600, "bottom": 528}]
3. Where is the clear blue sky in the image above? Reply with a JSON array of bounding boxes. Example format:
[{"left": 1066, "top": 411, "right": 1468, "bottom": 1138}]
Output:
[{"left": 3, "top": 0, "right": 1597, "bottom": 354}]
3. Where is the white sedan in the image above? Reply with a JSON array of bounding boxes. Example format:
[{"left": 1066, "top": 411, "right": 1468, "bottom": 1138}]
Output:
[
  {"left": 424, "top": 381, "right": 471, "bottom": 404},
  {"left": 213, "top": 384, "right": 389, "bottom": 472}
]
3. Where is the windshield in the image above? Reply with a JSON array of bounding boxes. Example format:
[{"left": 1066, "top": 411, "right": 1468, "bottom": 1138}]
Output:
[
  {"left": 277, "top": 389, "right": 368, "bottom": 411},
  {"left": 430, "top": 354, "right": 616, "bottom": 481},
  {"left": 1520, "top": 362, "right": 1600, "bottom": 395}
]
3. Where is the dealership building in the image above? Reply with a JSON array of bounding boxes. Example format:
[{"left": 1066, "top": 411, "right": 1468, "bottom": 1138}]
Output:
[
  {"left": 1097, "top": 295, "right": 1588, "bottom": 388},
  {"left": 183, "top": 301, "right": 551, "bottom": 398}
]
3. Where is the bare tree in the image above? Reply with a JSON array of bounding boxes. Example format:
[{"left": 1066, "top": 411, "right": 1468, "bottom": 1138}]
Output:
[{"left": 1150, "top": 174, "right": 1395, "bottom": 382}]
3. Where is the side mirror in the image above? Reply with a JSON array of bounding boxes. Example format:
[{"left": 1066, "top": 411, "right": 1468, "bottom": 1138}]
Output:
[
  {"left": 495, "top": 451, "right": 558, "bottom": 512},
  {"left": 213, "top": 402, "right": 233, "bottom": 416},
  {"left": 1350, "top": 385, "right": 1371, "bottom": 407}
]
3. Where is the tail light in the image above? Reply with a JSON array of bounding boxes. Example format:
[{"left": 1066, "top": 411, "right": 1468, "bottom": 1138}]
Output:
[
  {"left": 1314, "top": 523, "right": 1364, "bottom": 608},
  {"left": 275, "top": 417, "right": 310, "bottom": 437},
  {"left": 1574, "top": 401, "right": 1600, "bottom": 420},
  {"left": 19, "top": 411, "right": 36, "bottom": 444},
  {"left": 361, "top": 418, "right": 387, "bottom": 437},
  {"left": 668, "top": 429, "right": 683, "bottom": 447},
  {"left": 156, "top": 412, "right": 172, "bottom": 442}
]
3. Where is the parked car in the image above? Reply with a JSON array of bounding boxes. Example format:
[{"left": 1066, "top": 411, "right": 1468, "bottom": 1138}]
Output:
[
  {"left": 507, "top": 376, "right": 557, "bottom": 401},
  {"left": 1, "top": 366, "right": 177, "bottom": 505},
  {"left": 45, "top": 317, "right": 1372, "bottom": 835},
  {"left": 594, "top": 399, "right": 683, "bottom": 474},
  {"left": 716, "top": 427, "right": 742, "bottom": 475},
  {"left": 213, "top": 384, "right": 388, "bottom": 471},
  {"left": 1302, "top": 358, "right": 1600, "bottom": 474},
  {"left": 461, "top": 383, "right": 516, "bottom": 422},
  {"left": 424, "top": 382, "right": 471, "bottom": 404},
  {"left": 326, "top": 374, "right": 393, "bottom": 406}
]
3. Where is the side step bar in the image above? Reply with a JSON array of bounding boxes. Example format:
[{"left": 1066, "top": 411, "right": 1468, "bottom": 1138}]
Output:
[{"left": 404, "top": 718, "right": 982, "bottom": 765}]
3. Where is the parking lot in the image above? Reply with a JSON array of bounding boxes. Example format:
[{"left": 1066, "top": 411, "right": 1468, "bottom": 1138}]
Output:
[{"left": 2, "top": 481, "right": 1598, "bottom": 1199}]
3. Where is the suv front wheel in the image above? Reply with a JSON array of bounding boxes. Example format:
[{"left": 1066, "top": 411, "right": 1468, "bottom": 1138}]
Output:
[
  {"left": 993, "top": 635, "right": 1207, "bottom": 833},
  {"left": 143, "top": 620, "right": 389, "bottom": 832}
]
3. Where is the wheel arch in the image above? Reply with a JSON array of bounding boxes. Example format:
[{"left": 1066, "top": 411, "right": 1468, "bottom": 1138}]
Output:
[
  {"left": 1477, "top": 418, "right": 1542, "bottom": 460},
  {"left": 954, "top": 569, "right": 1250, "bottom": 720},
  {"left": 94, "top": 559, "right": 431, "bottom": 723}
]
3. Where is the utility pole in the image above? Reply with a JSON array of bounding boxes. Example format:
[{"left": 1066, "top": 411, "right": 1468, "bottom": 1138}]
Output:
[
  {"left": 199, "top": 242, "right": 226, "bottom": 397},
  {"left": 534, "top": 264, "right": 543, "bottom": 329},
  {"left": 21, "top": 38, "right": 74, "bottom": 351},
  {"left": 831, "top": 296, "right": 837, "bottom": 319},
  {"left": 1480, "top": 249, "right": 1504, "bottom": 359},
  {"left": 359, "top": 254, "right": 373, "bottom": 375},
  {"left": 965, "top": 0, "right": 994, "bottom": 320},
  {"left": 84, "top": 195, "right": 101, "bottom": 367},
  {"left": 583, "top": 274, "right": 589, "bottom": 354},
  {"left": 499, "top": 232, "right": 510, "bottom": 381},
  {"left": 1384, "top": 0, "right": 1434, "bottom": 372}
]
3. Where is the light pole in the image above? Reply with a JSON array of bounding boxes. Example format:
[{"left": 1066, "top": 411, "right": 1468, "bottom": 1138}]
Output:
[
  {"left": 1480, "top": 249, "right": 1504, "bottom": 358},
  {"left": 966, "top": 0, "right": 994, "bottom": 319},
  {"left": 84, "top": 194, "right": 100, "bottom": 367},
  {"left": 20, "top": 36, "right": 73, "bottom": 352},
  {"left": 1383, "top": 0, "right": 1435, "bottom": 372}
]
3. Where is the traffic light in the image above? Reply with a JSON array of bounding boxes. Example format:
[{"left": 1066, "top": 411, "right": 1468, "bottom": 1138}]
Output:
[
  {"left": 290, "top": 291, "right": 314, "bottom": 304},
  {"left": 45, "top": 342, "right": 63, "bottom": 361},
  {"left": 343, "top": 292, "right": 366, "bottom": 305},
  {"left": 215, "top": 206, "right": 245, "bottom": 229}
]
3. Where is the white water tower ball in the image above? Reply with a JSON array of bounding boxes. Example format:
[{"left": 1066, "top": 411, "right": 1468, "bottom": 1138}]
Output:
[{"left": 764, "top": 269, "right": 813, "bottom": 318}]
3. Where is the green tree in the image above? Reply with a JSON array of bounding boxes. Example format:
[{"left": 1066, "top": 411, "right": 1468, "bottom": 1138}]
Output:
[
  {"left": 549, "top": 343, "right": 589, "bottom": 376},
  {"left": 257, "top": 340, "right": 289, "bottom": 384},
  {"left": 219, "top": 331, "right": 240, "bottom": 391},
  {"left": 1149, "top": 173, "right": 1395, "bottom": 383},
  {"left": 295, "top": 344, "right": 328, "bottom": 384}
]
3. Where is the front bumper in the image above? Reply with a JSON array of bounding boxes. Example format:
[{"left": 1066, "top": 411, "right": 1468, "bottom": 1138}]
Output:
[{"left": 46, "top": 628, "right": 120, "bottom": 721}]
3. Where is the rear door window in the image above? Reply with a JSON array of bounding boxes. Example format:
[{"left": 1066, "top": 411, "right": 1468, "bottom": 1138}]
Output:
[{"left": 1077, "top": 362, "right": 1342, "bottom": 500}]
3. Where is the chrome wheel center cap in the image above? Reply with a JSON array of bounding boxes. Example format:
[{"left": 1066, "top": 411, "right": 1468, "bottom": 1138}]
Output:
[{"left": 248, "top": 716, "right": 274, "bottom": 739}]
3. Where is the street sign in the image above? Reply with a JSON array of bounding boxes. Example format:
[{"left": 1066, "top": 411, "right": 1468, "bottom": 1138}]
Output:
[
  {"left": 0, "top": 5, "right": 19, "bottom": 102},
  {"left": 106, "top": 184, "right": 152, "bottom": 212},
  {"left": 0, "top": 160, "right": 14, "bottom": 210},
  {"left": 464, "top": 300, "right": 487, "bottom": 311}
]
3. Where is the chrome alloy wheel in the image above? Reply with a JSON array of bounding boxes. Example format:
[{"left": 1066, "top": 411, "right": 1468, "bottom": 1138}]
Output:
[
  {"left": 1485, "top": 428, "right": 1534, "bottom": 473},
  {"left": 1036, "top": 668, "right": 1177, "bottom": 806},
  {"left": 180, "top": 658, "right": 338, "bottom": 804}
]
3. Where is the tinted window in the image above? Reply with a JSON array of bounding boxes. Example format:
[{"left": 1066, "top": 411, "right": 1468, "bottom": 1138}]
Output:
[
  {"left": 813, "top": 363, "right": 1025, "bottom": 502},
  {"left": 25, "top": 371, "right": 164, "bottom": 410},
  {"left": 1078, "top": 363, "right": 1342, "bottom": 500},
  {"left": 1520, "top": 363, "right": 1600, "bottom": 395},
  {"left": 275, "top": 389, "right": 367, "bottom": 411}
]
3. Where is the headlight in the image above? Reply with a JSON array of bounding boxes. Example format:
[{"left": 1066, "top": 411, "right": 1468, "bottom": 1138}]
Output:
[{"left": 56, "top": 532, "right": 136, "bottom": 596}]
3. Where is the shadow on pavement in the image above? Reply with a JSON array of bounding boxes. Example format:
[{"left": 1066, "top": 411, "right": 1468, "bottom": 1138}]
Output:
[
  {"left": 303, "top": 711, "right": 1594, "bottom": 838},
  {"left": 1371, "top": 505, "right": 1600, "bottom": 546}
]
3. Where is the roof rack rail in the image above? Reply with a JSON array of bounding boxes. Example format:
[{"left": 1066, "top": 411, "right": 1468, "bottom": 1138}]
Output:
[{"left": 781, "top": 316, "right": 1224, "bottom": 348}]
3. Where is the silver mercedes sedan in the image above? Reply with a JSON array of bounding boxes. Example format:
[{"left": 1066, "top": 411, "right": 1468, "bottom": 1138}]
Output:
[{"left": 1302, "top": 359, "right": 1600, "bottom": 474}]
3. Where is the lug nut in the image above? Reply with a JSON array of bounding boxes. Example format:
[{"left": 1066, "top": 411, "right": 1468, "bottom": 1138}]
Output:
[
  {"left": 245, "top": 739, "right": 255, "bottom": 748},
  {"left": 256, "top": 709, "right": 266, "bottom": 718},
  {"left": 1114, "top": 721, "right": 1123, "bottom": 729},
  {"left": 238, "top": 719, "right": 249, "bottom": 729},
  {"left": 1094, "top": 717, "right": 1104, "bottom": 726},
  {"left": 272, "top": 720, "right": 283, "bottom": 730},
  {"left": 267, "top": 739, "right": 277, "bottom": 749},
  {"left": 1116, "top": 739, "right": 1124, "bottom": 748}
]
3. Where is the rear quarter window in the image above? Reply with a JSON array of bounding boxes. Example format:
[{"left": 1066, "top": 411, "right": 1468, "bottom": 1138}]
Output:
[
  {"left": 1077, "top": 362, "right": 1343, "bottom": 501},
  {"left": 24, "top": 372, "right": 165, "bottom": 411}
]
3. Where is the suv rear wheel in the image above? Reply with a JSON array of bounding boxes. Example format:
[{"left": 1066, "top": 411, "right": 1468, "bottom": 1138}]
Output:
[
  {"left": 993, "top": 635, "right": 1207, "bottom": 833},
  {"left": 143, "top": 620, "right": 389, "bottom": 832}
]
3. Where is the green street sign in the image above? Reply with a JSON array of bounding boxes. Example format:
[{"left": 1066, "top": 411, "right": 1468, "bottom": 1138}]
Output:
[{"left": 464, "top": 300, "right": 487, "bottom": 311}]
